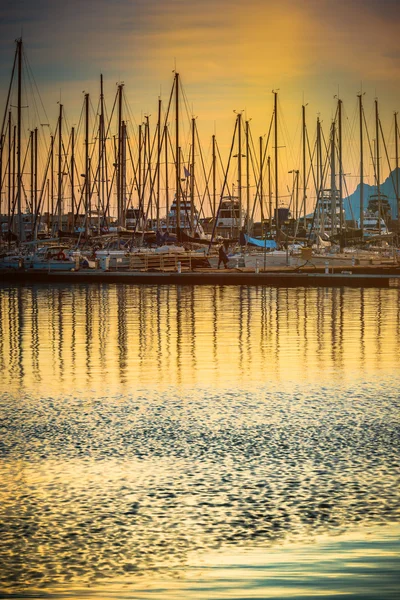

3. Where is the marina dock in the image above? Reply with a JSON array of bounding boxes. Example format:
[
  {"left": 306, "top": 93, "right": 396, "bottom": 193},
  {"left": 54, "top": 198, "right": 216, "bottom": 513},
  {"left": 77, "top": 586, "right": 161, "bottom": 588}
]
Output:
[{"left": 2, "top": 266, "right": 400, "bottom": 288}]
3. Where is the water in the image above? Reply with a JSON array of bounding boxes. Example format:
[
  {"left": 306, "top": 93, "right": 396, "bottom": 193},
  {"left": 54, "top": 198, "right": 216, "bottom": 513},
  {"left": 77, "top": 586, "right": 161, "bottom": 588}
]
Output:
[{"left": 0, "top": 284, "right": 399, "bottom": 599}]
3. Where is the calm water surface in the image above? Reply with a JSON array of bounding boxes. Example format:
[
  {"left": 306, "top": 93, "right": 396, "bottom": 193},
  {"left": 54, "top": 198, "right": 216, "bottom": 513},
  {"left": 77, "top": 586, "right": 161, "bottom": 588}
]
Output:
[{"left": 0, "top": 284, "right": 399, "bottom": 599}]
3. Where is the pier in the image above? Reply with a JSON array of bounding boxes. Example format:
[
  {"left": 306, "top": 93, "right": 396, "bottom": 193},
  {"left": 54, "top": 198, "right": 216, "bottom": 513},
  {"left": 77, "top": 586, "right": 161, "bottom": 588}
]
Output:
[{"left": 2, "top": 266, "right": 400, "bottom": 288}]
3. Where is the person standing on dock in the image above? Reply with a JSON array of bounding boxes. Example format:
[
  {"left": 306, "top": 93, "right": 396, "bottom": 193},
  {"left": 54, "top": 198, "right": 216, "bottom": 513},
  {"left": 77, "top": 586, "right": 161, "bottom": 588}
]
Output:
[{"left": 218, "top": 244, "right": 229, "bottom": 269}]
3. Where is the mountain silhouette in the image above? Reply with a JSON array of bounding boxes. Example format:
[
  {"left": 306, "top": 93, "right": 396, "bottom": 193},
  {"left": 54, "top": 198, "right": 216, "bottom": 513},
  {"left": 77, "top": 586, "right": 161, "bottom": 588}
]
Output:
[{"left": 344, "top": 168, "right": 400, "bottom": 220}]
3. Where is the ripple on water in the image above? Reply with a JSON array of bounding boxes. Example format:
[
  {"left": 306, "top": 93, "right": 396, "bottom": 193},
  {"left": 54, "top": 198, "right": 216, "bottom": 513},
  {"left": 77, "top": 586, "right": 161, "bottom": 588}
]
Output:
[{"left": 0, "top": 379, "right": 399, "bottom": 593}]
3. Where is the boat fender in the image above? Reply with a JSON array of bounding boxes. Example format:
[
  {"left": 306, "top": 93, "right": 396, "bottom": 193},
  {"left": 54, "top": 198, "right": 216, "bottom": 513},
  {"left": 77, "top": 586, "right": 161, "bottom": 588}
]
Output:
[{"left": 56, "top": 251, "right": 66, "bottom": 261}]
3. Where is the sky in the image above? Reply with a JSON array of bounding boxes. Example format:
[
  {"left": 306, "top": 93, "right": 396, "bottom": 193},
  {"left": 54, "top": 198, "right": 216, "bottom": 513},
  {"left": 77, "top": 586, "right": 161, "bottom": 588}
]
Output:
[{"left": 0, "top": 0, "right": 399, "bottom": 208}]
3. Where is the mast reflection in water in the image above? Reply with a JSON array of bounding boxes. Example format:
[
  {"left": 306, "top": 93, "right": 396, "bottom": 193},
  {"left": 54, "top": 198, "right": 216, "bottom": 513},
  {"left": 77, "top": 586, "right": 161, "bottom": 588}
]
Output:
[{"left": 0, "top": 284, "right": 399, "bottom": 599}]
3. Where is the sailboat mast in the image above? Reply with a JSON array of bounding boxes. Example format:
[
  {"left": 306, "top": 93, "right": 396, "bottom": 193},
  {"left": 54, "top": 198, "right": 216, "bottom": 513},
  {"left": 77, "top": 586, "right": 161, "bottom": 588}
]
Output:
[
  {"left": 71, "top": 126, "right": 75, "bottom": 232},
  {"left": 98, "top": 74, "right": 104, "bottom": 235},
  {"left": 7, "top": 112, "right": 11, "bottom": 242},
  {"left": 50, "top": 134, "right": 54, "bottom": 234},
  {"left": 30, "top": 130, "right": 34, "bottom": 232},
  {"left": 16, "top": 38, "right": 23, "bottom": 242},
  {"left": 138, "top": 123, "right": 142, "bottom": 227},
  {"left": 0, "top": 134, "right": 3, "bottom": 227},
  {"left": 85, "top": 93, "right": 89, "bottom": 236},
  {"left": 117, "top": 84, "right": 123, "bottom": 228},
  {"left": 375, "top": 99, "right": 381, "bottom": 236},
  {"left": 338, "top": 98, "right": 343, "bottom": 233},
  {"left": 330, "top": 120, "right": 336, "bottom": 236},
  {"left": 121, "top": 121, "right": 126, "bottom": 229},
  {"left": 302, "top": 104, "right": 307, "bottom": 228},
  {"left": 58, "top": 102, "right": 63, "bottom": 233},
  {"left": 190, "top": 117, "right": 195, "bottom": 232},
  {"left": 259, "top": 136, "right": 264, "bottom": 230},
  {"left": 12, "top": 125, "right": 16, "bottom": 236},
  {"left": 274, "top": 92, "right": 279, "bottom": 241},
  {"left": 395, "top": 111, "right": 399, "bottom": 226},
  {"left": 34, "top": 127, "right": 38, "bottom": 225},
  {"left": 165, "top": 124, "right": 169, "bottom": 230},
  {"left": 145, "top": 115, "right": 152, "bottom": 225},
  {"left": 156, "top": 97, "right": 161, "bottom": 230},
  {"left": 245, "top": 120, "right": 250, "bottom": 235},
  {"left": 316, "top": 117, "right": 321, "bottom": 233},
  {"left": 358, "top": 94, "right": 364, "bottom": 237},
  {"left": 237, "top": 112, "right": 242, "bottom": 232},
  {"left": 212, "top": 134, "right": 216, "bottom": 219},
  {"left": 175, "top": 72, "right": 180, "bottom": 232},
  {"left": 268, "top": 155, "right": 272, "bottom": 231}
]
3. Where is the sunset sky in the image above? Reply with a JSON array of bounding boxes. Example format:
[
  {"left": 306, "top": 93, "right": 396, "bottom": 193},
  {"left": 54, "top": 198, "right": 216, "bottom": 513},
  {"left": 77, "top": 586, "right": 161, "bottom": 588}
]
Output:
[{"left": 0, "top": 0, "right": 399, "bottom": 202}]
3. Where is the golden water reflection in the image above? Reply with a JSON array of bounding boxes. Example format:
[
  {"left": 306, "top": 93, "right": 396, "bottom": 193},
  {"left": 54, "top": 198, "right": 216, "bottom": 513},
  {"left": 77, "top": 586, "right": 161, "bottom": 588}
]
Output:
[
  {"left": 0, "top": 284, "right": 399, "bottom": 394},
  {"left": 0, "top": 284, "right": 400, "bottom": 597}
]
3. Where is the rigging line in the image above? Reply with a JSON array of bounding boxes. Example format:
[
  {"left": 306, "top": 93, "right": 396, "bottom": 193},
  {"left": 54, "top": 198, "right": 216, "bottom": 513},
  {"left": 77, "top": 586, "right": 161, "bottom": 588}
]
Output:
[
  {"left": 140, "top": 126, "right": 170, "bottom": 241},
  {"left": 261, "top": 111, "right": 274, "bottom": 178},
  {"left": 9, "top": 130, "right": 31, "bottom": 221},
  {"left": 216, "top": 141, "right": 233, "bottom": 199},
  {"left": 84, "top": 87, "right": 119, "bottom": 209},
  {"left": 135, "top": 124, "right": 167, "bottom": 234},
  {"left": 308, "top": 126, "right": 334, "bottom": 238},
  {"left": 33, "top": 135, "right": 54, "bottom": 236},
  {"left": 1, "top": 119, "right": 12, "bottom": 191},
  {"left": 362, "top": 106, "right": 378, "bottom": 186},
  {"left": 379, "top": 118, "right": 397, "bottom": 203},
  {"left": 198, "top": 160, "right": 213, "bottom": 219},
  {"left": 248, "top": 128, "right": 263, "bottom": 223},
  {"left": 293, "top": 128, "right": 316, "bottom": 239},
  {"left": 194, "top": 122, "right": 212, "bottom": 214},
  {"left": 0, "top": 43, "right": 17, "bottom": 142},
  {"left": 208, "top": 117, "right": 239, "bottom": 250},
  {"left": 22, "top": 45, "right": 52, "bottom": 134}
]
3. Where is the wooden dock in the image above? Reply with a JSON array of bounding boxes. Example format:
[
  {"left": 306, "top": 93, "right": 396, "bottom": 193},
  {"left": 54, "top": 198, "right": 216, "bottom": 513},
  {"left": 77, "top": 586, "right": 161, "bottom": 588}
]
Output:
[{"left": 1, "top": 266, "right": 400, "bottom": 288}]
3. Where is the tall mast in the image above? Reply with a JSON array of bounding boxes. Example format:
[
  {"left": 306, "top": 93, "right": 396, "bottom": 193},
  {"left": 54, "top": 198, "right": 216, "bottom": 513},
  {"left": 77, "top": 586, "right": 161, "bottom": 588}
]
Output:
[
  {"left": 144, "top": 115, "right": 151, "bottom": 225},
  {"left": 245, "top": 120, "right": 250, "bottom": 234},
  {"left": 268, "top": 155, "right": 272, "bottom": 231},
  {"left": 175, "top": 72, "right": 180, "bottom": 232},
  {"left": 71, "top": 126, "right": 75, "bottom": 232},
  {"left": 259, "top": 136, "right": 264, "bottom": 231},
  {"left": 165, "top": 124, "right": 169, "bottom": 230},
  {"left": 138, "top": 123, "right": 142, "bottom": 227},
  {"left": 302, "top": 104, "right": 307, "bottom": 228},
  {"left": 375, "top": 98, "right": 381, "bottom": 236},
  {"left": 237, "top": 112, "right": 242, "bottom": 231},
  {"left": 316, "top": 116, "right": 323, "bottom": 233},
  {"left": 117, "top": 84, "right": 123, "bottom": 228},
  {"left": 212, "top": 134, "right": 216, "bottom": 219},
  {"left": 338, "top": 98, "right": 343, "bottom": 233},
  {"left": 274, "top": 91, "right": 279, "bottom": 241},
  {"left": 98, "top": 74, "right": 104, "bottom": 235},
  {"left": 50, "top": 135, "right": 54, "bottom": 234},
  {"left": 0, "top": 134, "right": 3, "bottom": 227},
  {"left": 84, "top": 93, "right": 89, "bottom": 236},
  {"left": 7, "top": 112, "right": 11, "bottom": 242},
  {"left": 156, "top": 97, "right": 161, "bottom": 230},
  {"left": 12, "top": 125, "right": 16, "bottom": 236},
  {"left": 58, "top": 102, "right": 63, "bottom": 233},
  {"left": 395, "top": 111, "right": 399, "bottom": 226},
  {"left": 34, "top": 127, "right": 38, "bottom": 225},
  {"left": 190, "top": 116, "right": 195, "bottom": 232},
  {"left": 16, "top": 38, "right": 23, "bottom": 242},
  {"left": 30, "top": 130, "right": 34, "bottom": 232},
  {"left": 358, "top": 94, "right": 364, "bottom": 237},
  {"left": 330, "top": 120, "right": 336, "bottom": 236},
  {"left": 121, "top": 121, "right": 127, "bottom": 229}
]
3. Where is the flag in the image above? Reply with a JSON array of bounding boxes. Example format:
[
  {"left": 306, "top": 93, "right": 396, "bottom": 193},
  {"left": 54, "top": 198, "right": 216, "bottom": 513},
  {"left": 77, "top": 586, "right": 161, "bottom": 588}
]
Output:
[{"left": 184, "top": 166, "right": 190, "bottom": 178}]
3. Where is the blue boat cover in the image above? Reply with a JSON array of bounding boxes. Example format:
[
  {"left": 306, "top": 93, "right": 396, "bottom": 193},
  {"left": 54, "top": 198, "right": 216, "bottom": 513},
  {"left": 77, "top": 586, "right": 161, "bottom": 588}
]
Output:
[{"left": 245, "top": 235, "right": 277, "bottom": 249}]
